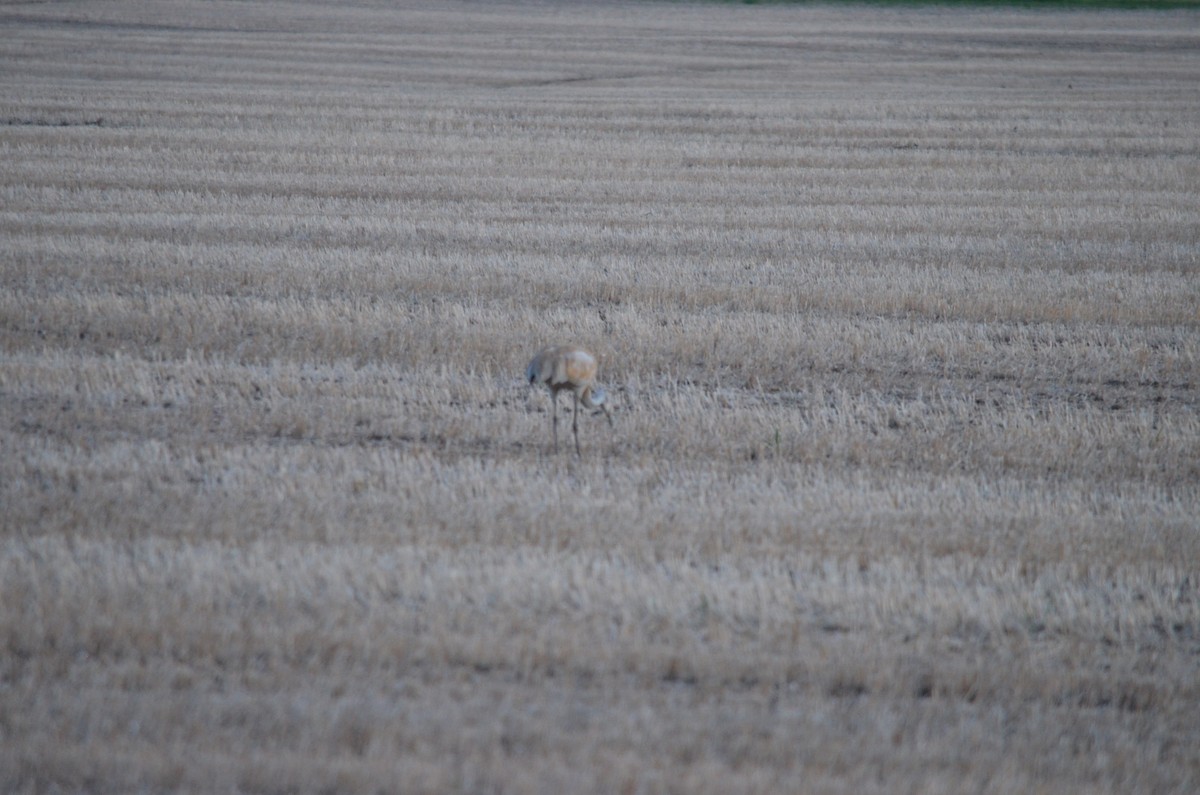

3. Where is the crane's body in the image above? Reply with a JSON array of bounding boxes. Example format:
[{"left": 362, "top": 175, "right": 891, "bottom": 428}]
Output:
[{"left": 526, "top": 345, "right": 613, "bottom": 455}]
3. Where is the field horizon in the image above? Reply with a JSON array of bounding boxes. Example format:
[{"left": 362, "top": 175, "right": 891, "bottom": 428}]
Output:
[{"left": 2, "top": 1, "right": 1198, "bottom": 792}]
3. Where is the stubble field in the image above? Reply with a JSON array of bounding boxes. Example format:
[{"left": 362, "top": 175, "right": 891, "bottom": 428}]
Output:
[{"left": 2, "top": 1, "right": 1199, "bottom": 792}]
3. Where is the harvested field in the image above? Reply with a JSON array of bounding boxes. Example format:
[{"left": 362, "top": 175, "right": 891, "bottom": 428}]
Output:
[{"left": 2, "top": 1, "right": 1199, "bottom": 792}]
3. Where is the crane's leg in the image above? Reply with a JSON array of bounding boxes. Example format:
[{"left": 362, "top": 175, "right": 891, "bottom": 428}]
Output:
[
  {"left": 572, "top": 392, "right": 581, "bottom": 456},
  {"left": 551, "top": 392, "right": 559, "bottom": 453}
]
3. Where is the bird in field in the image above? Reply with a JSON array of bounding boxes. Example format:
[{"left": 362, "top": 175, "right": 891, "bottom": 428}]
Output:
[{"left": 526, "top": 345, "right": 614, "bottom": 455}]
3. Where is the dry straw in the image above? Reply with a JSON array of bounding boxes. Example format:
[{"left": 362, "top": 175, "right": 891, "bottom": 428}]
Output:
[{"left": 2, "top": 1, "right": 1199, "bottom": 793}]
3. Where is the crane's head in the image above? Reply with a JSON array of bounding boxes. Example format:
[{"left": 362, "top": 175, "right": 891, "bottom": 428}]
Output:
[{"left": 582, "top": 385, "right": 614, "bottom": 426}]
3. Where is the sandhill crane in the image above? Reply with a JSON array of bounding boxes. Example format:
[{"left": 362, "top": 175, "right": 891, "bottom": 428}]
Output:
[{"left": 526, "top": 345, "right": 613, "bottom": 455}]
